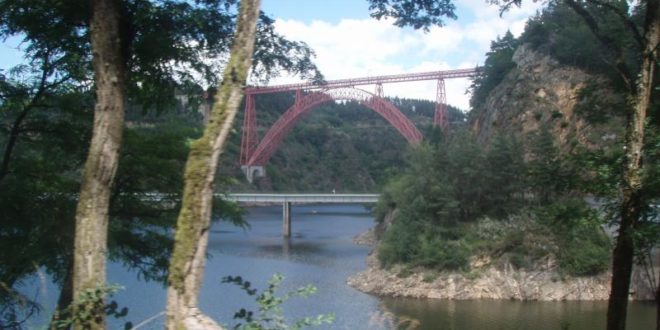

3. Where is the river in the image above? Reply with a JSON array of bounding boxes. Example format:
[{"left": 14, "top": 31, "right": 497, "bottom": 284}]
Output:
[{"left": 23, "top": 204, "right": 656, "bottom": 329}]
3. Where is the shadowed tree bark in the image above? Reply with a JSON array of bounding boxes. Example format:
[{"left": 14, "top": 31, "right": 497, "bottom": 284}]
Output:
[
  {"left": 72, "top": 0, "right": 126, "bottom": 328},
  {"left": 165, "top": 0, "right": 261, "bottom": 329}
]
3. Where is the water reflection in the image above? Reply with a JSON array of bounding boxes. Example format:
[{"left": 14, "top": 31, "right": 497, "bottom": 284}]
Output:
[
  {"left": 197, "top": 204, "right": 382, "bottom": 330},
  {"left": 380, "top": 298, "right": 656, "bottom": 330},
  {"left": 282, "top": 237, "right": 291, "bottom": 256}
]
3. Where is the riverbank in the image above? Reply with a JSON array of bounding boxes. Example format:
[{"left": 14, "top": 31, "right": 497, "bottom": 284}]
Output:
[{"left": 348, "top": 228, "right": 658, "bottom": 301}]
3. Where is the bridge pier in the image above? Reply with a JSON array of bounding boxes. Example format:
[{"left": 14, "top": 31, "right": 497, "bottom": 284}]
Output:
[
  {"left": 282, "top": 202, "right": 291, "bottom": 237},
  {"left": 282, "top": 237, "right": 291, "bottom": 257},
  {"left": 241, "top": 165, "right": 265, "bottom": 183}
]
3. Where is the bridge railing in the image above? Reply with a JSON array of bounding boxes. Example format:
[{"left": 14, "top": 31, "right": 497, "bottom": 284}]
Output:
[
  {"left": 244, "top": 68, "right": 478, "bottom": 94},
  {"left": 222, "top": 193, "right": 380, "bottom": 204}
]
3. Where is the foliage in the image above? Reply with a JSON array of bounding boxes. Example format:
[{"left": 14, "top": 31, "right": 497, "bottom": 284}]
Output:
[
  {"left": 415, "top": 233, "right": 471, "bottom": 270},
  {"left": 0, "top": 284, "right": 40, "bottom": 330},
  {"left": 573, "top": 79, "right": 628, "bottom": 124},
  {"left": 470, "top": 31, "right": 518, "bottom": 110},
  {"left": 366, "top": 0, "right": 457, "bottom": 30},
  {"left": 518, "top": 1, "right": 641, "bottom": 87},
  {"left": 0, "top": 0, "right": 316, "bottom": 321},
  {"left": 526, "top": 126, "right": 576, "bottom": 203},
  {"left": 469, "top": 214, "right": 555, "bottom": 270},
  {"left": 50, "top": 284, "right": 132, "bottom": 330},
  {"left": 0, "top": 109, "right": 246, "bottom": 322},
  {"left": 0, "top": 86, "right": 92, "bottom": 288},
  {"left": 376, "top": 137, "right": 479, "bottom": 270},
  {"left": 537, "top": 199, "right": 610, "bottom": 276},
  {"left": 481, "top": 132, "right": 526, "bottom": 217},
  {"left": 376, "top": 128, "right": 611, "bottom": 275},
  {"left": 112, "top": 115, "right": 249, "bottom": 283},
  {"left": 222, "top": 274, "right": 335, "bottom": 330},
  {"left": 635, "top": 125, "right": 660, "bottom": 257},
  {"left": 0, "top": 0, "right": 322, "bottom": 111}
]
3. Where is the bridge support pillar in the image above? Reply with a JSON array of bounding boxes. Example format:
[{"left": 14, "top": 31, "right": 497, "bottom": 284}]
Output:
[
  {"left": 282, "top": 202, "right": 291, "bottom": 237},
  {"left": 241, "top": 165, "right": 265, "bottom": 183}
]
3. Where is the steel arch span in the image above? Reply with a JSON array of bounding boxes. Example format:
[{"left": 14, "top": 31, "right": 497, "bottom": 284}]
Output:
[{"left": 244, "top": 87, "right": 422, "bottom": 167}]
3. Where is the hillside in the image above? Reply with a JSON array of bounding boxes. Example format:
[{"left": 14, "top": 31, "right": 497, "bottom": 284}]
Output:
[{"left": 218, "top": 92, "right": 465, "bottom": 192}]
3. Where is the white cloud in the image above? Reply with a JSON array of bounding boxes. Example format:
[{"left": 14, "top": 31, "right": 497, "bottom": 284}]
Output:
[
  {"left": 273, "top": 18, "right": 416, "bottom": 79},
  {"left": 264, "top": 1, "right": 544, "bottom": 111},
  {"left": 419, "top": 23, "right": 465, "bottom": 55}
]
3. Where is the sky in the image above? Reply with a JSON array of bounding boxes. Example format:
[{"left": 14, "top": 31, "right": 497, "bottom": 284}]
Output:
[
  {"left": 0, "top": 0, "right": 544, "bottom": 111},
  {"left": 259, "top": 0, "right": 544, "bottom": 110},
  {"left": 0, "top": 36, "right": 25, "bottom": 71}
]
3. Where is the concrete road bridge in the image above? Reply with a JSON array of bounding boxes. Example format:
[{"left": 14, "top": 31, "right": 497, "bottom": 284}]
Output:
[{"left": 222, "top": 193, "right": 379, "bottom": 237}]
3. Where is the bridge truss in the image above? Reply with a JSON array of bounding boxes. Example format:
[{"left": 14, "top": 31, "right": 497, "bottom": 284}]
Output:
[{"left": 240, "top": 68, "right": 477, "bottom": 182}]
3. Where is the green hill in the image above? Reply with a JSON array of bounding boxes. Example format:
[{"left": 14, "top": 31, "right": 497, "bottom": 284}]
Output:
[{"left": 219, "top": 91, "right": 465, "bottom": 192}]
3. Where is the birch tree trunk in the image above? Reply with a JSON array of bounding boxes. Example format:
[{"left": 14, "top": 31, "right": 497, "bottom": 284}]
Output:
[
  {"left": 607, "top": 2, "right": 659, "bottom": 329},
  {"left": 72, "top": 0, "right": 126, "bottom": 328},
  {"left": 165, "top": 1, "right": 260, "bottom": 329}
]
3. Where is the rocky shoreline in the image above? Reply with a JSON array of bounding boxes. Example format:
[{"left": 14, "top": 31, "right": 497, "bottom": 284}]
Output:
[{"left": 348, "top": 229, "right": 657, "bottom": 301}]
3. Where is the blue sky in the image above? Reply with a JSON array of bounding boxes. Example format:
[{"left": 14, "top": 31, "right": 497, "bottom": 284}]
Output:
[
  {"left": 262, "top": 0, "right": 373, "bottom": 24},
  {"left": 0, "top": 0, "right": 543, "bottom": 110},
  {"left": 0, "top": 35, "right": 26, "bottom": 71}
]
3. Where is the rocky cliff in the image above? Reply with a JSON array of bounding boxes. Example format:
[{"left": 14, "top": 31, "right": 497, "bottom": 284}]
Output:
[
  {"left": 470, "top": 44, "right": 624, "bottom": 149},
  {"left": 347, "top": 249, "right": 657, "bottom": 301}
]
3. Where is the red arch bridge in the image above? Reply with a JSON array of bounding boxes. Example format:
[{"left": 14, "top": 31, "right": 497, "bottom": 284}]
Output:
[{"left": 240, "top": 68, "right": 477, "bottom": 182}]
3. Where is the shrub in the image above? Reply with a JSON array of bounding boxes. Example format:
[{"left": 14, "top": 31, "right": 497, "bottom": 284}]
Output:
[
  {"left": 509, "top": 252, "right": 528, "bottom": 269},
  {"left": 378, "top": 219, "right": 470, "bottom": 271},
  {"left": 551, "top": 111, "right": 564, "bottom": 119},
  {"left": 51, "top": 284, "right": 131, "bottom": 330},
  {"left": 377, "top": 219, "right": 421, "bottom": 267},
  {"left": 415, "top": 234, "right": 470, "bottom": 271},
  {"left": 558, "top": 239, "right": 609, "bottom": 276},
  {"left": 557, "top": 226, "right": 610, "bottom": 276},
  {"left": 222, "top": 273, "right": 335, "bottom": 330},
  {"left": 538, "top": 198, "right": 611, "bottom": 276},
  {"left": 422, "top": 272, "right": 439, "bottom": 283},
  {"left": 397, "top": 267, "right": 414, "bottom": 278}
]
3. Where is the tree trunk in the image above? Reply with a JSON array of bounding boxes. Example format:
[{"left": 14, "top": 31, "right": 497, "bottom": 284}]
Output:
[
  {"left": 0, "top": 106, "right": 32, "bottom": 184},
  {"left": 165, "top": 1, "right": 260, "bottom": 329},
  {"left": 49, "top": 263, "right": 73, "bottom": 329},
  {"left": 606, "top": 2, "right": 659, "bottom": 330},
  {"left": 72, "top": 0, "right": 126, "bottom": 328}
]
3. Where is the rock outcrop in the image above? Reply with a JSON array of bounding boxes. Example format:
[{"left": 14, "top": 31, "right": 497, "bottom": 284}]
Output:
[
  {"left": 471, "top": 44, "right": 624, "bottom": 149},
  {"left": 348, "top": 249, "right": 658, "bottom": 301}
]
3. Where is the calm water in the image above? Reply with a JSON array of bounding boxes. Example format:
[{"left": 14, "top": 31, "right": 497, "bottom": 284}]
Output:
[{"left": 24, "top": 204, "right": 656, "bottom": 329}]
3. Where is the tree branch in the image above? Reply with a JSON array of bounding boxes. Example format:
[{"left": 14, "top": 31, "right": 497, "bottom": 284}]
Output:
[
  {"left": 564, "top": 0, "right": 635, "bottom": 92},
  {"left": 587, "top": 0, "right": 645, "bottom": 50},
  {"left": 0, "top": 50, "right": 54, "bottom": 185}
]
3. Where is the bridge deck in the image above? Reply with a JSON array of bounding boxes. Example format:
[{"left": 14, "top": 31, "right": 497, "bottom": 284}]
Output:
[
  {"left": 223, "top": 193, "right": 379, "bottom": 204},
  {"left": 245, "top": 68, "right": 477, "bottom": 94}
]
